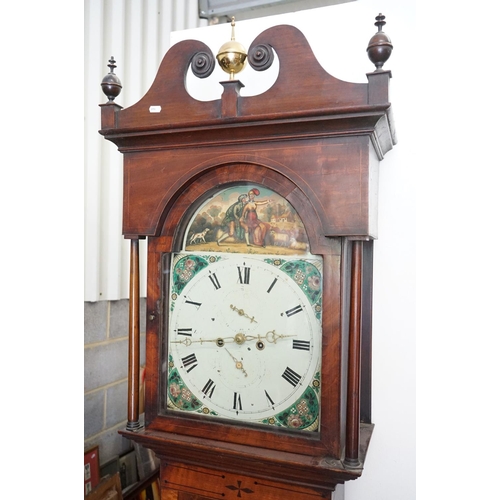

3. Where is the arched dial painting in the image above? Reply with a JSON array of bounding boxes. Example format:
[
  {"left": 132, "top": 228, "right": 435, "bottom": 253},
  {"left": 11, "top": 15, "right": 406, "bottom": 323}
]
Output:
[{"left": 164, "top": 184, "right": 323, "bottom": 432}]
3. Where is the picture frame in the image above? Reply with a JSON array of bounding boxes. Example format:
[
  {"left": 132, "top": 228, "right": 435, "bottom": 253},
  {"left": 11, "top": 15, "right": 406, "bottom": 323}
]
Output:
[
  {"left": 118, "top": 449, "right": 138, "bottom": 492},
  {"left": 100, "top": 455, "right": 119, "bottom": 479},
  {"left": 84, "top": 445, "right": 100, "bottom": 496},
  {"left": 133, "top": 442, "right": 159, "bottom": 481},
  {"left": 87, "top": 472, "right": 123, "bottom": 500},
  {"left": 123, "top": 471, "right": 160, "bottom": 500},
  {"left": 135, "top": 476, "right": 160, "bottom": 500}
]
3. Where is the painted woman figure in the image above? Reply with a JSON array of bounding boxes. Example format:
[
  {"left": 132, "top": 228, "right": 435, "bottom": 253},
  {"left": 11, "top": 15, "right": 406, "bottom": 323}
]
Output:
[{"left": 240, "top": 188, "right": 270, "bottom": 247}]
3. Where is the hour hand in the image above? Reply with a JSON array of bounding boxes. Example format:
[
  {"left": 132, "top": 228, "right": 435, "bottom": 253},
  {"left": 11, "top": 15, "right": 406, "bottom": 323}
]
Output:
[
  {"left": 230, "top": 304, "right": 257, "bottom": 323},
  {"left": 225, "top": 348, "right": 248, "bottom": 377}
]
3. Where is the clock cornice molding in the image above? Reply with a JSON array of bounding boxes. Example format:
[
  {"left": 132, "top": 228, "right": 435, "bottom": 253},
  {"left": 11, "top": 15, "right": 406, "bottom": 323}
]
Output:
[{"left": 99, "top": 24, "right": 395, "bottom": 157}]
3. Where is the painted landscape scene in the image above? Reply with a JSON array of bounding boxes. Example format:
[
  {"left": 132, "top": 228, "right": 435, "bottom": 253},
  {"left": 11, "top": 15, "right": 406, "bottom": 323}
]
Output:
[{"left": 183, "top": 185, "right": 311, "bottom": 256}]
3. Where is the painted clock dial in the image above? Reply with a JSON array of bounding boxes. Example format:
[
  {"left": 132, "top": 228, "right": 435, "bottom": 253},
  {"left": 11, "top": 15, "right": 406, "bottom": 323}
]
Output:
[{"left": 164, "top": 185, "right": 323, "bottom": 431}]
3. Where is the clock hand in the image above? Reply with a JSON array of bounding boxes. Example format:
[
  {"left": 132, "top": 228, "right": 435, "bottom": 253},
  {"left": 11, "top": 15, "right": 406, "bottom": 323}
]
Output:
[
  {"left": 230, "top": 304, "right": 257, "bottom": 323},
  {"left": 265, "top": 330, "right": 296, "bottom": 344},
  {"left": 171, "top": 330, "right": 294, "bottom": 348},
  {"left": 224, "top": 348, "right": 248, "bottom": 377},
  {"left": 171, "top": 336, "right": 235, "bottom": 347},
  {"left": 237, "top": 330, "right": 297, "bottom": 344}
]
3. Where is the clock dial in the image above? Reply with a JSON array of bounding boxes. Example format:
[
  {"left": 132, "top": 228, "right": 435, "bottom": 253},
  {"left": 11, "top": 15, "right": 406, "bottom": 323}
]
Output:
[{"left": 166, "top": 252, "right": 323, "bottom": 431}]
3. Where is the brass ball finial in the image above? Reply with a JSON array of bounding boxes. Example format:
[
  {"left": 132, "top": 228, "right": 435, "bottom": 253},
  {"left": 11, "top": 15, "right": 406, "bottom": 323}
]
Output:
[{"left": 216, "top": 17, "right": 247, "bottom": 80}]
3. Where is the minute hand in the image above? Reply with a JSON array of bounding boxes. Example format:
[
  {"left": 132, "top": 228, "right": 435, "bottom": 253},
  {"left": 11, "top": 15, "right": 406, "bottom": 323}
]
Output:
[
  {"left": 243, "top": 330, "right": 296, "bottom": 344},
  {"left": 171, "top": 336, "right": 235, "bottom": 346}
]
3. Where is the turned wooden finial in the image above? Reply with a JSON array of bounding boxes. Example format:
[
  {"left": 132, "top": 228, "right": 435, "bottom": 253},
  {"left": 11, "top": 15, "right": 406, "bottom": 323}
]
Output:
[
  {"left": 101, "top": 56, "right": 122, "bottom": 103},
  {"left": 366, "top": 14, "right": 393, "bottom": 71}
]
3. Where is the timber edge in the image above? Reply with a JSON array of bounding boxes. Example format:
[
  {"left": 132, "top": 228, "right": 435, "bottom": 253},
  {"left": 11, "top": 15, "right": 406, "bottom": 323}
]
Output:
[{"left": 119, "top": 423, "right": 374, "bottom": 491}]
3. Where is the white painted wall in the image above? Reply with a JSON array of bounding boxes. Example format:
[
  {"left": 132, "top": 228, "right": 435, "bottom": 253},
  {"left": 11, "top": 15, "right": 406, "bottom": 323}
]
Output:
[
  {"left": 170, "top": 2, "right": 415, "bottom": 500},
  {"left": 84, "top": 0, "right": 207, "bottom": 301}
]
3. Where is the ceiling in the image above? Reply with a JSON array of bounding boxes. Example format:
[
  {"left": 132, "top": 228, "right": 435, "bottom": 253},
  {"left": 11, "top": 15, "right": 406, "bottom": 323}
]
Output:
[{"left": 198, "top": 0, "right": 356, "bottom": 24}]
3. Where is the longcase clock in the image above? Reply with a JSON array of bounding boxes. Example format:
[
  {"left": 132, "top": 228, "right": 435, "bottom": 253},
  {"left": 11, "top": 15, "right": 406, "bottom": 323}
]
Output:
[{"left": 99, "top": 14, "right": 396, "bottom": 500}]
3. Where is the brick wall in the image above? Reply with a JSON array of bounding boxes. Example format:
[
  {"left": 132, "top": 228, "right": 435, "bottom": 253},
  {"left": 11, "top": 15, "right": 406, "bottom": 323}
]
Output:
[{"left": 84, "top": 298, "right": 146, "bottom": 465}]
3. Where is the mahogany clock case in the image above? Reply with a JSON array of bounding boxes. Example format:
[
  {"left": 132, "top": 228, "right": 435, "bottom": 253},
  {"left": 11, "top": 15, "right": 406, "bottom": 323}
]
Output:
[{"left": 99, "top": 20, "right": 396, "bottom": 493}]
